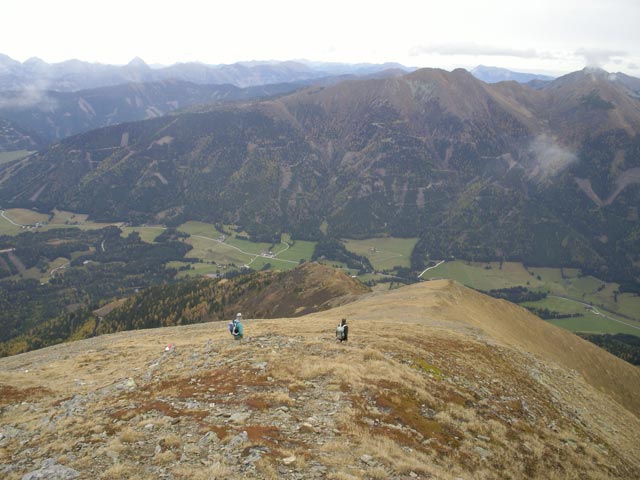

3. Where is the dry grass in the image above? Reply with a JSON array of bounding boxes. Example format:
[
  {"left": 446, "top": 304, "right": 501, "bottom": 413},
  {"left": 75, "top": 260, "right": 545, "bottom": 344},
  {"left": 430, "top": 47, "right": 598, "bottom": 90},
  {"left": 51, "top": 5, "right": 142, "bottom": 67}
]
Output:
[
  {"left": 100, "top": 463, "right": 142, "bottom": 479},
  {"left": 119, "top": 427, "right": 144, "bottom": 443},
  {"left": 154, "top": 450, "right": 178, "bottom": 465},
  {"left": 160, "top": 433, "right": 182, "bottom": 449},
  {"left": 1, "top": 280, "right": 640, "bottom": 479}
]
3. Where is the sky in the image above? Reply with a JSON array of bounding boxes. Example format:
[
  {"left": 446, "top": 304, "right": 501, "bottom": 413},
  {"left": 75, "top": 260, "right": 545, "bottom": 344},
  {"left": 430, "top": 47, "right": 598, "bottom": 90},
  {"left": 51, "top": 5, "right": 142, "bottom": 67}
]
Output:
[{"left": 2, "top": 0, "right": 639, "bottom": 76}]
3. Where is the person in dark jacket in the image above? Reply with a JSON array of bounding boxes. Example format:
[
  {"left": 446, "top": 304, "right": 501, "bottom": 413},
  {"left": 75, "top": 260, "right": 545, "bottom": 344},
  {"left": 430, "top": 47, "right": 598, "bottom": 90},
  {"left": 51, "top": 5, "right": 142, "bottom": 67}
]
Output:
[{"left": 336, "top": 318, "right": 348, "bottom": 342}]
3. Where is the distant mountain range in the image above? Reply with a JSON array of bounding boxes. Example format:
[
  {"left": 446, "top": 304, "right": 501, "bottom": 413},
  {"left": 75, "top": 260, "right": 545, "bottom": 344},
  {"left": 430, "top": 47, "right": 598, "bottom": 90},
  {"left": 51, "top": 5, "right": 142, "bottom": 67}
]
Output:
[
  {"left": 1, "top": 66, "right": 639, "bottom": 288},
  {"left": 0, "top": 54, "right": 414, "bottom": 147},
  {"left": 0, "top": 54, "right": 414, "bottom": 92},
  {"left": 470, "top": 65, "right": 555, "bottom": 84},
  {"left": 0, "top": 80, "right": 311, "bottom": 146}
]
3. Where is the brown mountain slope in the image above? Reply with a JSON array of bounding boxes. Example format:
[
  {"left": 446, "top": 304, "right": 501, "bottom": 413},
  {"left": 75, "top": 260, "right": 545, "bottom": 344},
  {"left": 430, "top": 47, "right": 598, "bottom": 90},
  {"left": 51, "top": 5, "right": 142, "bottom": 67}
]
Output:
[
  {"left": 1, "top": 280, "right": 638, "bottom": 479},
  {"left": 96, "top": 262, "right": 370, "bottom": 336},
  {"left": 315, "top": 280, "right": 640, "bottom": 416}
]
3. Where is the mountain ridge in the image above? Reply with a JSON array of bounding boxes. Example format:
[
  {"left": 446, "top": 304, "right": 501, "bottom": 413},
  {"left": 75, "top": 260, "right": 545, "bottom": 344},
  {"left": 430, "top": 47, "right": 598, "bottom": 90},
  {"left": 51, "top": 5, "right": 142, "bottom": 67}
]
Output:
[
  {"left": 1, "top": 67, "right": 639, "bottom": 287},
  {"left": 0, "top": 54, "right": 414, "bottom": 92},
  {"left": 470, "top": 65, "right": 555, "bottom": 84},
  {"left": 1, "top": 279, "right": 638, "bottom": 479}
]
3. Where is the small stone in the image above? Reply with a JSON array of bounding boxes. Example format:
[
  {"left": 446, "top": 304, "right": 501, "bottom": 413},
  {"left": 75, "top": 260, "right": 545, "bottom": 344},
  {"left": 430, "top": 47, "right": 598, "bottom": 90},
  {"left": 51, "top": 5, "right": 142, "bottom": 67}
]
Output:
[
  {"left": 477, "top": 435, "right": 490, "bottom": 442},
  {"left": 199, "top": 431, "right": 219, "bottom": 445},
  {"left": 228, "top": 431, "right": 248, "bottom": 447},
  {"left": 105, "top": 450, "right": 119, "bottom": 461},
  {"left": 144, "top": 424, "right": 154, "bottom": 430},
  {"left": 229, "top": 412, "right": 251, "bottom": 423},
  {"left": 474, "top": 446, "right": 491, "bottom": 459},
  {"left": 360, "top": 454, "right": 375, "bottom": 465},
  {"left": 252, "top": 362, "right": 268, "bottom": 370},
  {"left": 184, "top": 443, "right": 200, "bottom": 454},
  {"left": 282, "top": 455, "right": 296, "bottom": 465},
  {"left": 409, "top": 472, "right": 418, "bottom": 478}
]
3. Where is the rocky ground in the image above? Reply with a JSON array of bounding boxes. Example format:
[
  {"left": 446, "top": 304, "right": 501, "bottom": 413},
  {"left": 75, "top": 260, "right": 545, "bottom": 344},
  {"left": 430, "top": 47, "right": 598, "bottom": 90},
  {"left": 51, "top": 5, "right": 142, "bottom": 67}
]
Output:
[{"left": 1, "top": 281, "right": 639, "bottom": 479}]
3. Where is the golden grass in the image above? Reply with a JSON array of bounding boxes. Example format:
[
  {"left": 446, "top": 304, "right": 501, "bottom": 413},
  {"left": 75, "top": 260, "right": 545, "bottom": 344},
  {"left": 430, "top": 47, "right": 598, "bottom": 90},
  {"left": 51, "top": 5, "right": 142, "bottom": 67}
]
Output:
[
  {"left": 1, "top": 280, "right": 640, "bottom": 479},
  {"left": 119, "top": 427, "right": 144, "bottom": 443},
  {"left": 160, "top": 433, "right": 182, "bottom": 448},
  {"left": 100, "top": 463, "right": 142, "bottom": 479},
  {"left": 153, "top": 450, "right": 177, "bottom": 465}
]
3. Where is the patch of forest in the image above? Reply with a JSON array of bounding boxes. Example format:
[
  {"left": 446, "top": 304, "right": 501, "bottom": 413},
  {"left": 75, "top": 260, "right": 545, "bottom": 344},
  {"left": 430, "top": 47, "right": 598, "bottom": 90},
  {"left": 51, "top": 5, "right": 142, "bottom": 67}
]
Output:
[
  {"left": 0, "top": 226, "right": 192, "bottom": 356},
  {"left": 578, "top": 333, "right": 640, "bottom": 366}
]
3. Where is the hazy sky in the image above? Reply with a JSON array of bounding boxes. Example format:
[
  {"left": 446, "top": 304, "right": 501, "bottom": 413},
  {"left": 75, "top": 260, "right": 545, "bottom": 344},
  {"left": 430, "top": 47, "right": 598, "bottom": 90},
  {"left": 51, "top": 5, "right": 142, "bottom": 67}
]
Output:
[{"left": 2, "top": 0, "right": 639, "bottom": 75}]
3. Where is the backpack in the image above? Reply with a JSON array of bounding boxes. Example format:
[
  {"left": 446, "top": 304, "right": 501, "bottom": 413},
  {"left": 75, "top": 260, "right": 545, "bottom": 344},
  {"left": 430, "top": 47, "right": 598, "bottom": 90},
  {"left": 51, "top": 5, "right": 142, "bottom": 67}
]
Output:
[{"left": 336, "top": 325, "right": 345, "bottom": 341}]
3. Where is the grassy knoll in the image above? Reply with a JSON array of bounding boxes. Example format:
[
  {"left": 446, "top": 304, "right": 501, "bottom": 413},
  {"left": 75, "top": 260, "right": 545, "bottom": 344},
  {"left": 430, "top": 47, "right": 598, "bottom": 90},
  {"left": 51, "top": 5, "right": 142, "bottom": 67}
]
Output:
[
  {"left": 344, "top": 237, "right": 418, "bottom": 270},
  {"left": 424, "top": 260, "right": 640, "bottom": 335}
]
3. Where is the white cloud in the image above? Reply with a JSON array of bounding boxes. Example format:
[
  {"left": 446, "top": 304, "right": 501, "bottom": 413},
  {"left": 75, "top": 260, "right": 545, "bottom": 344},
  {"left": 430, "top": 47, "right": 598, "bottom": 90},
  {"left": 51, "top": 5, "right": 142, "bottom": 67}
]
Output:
[
  {"left": 575, "top": 48, "right": 627, "bottom": 67},
  {"left": 528, "top": 134, "right": 578, "bottom": 181},
  {"left": 410, "top": 43, "right": 542, "bottom": 59}
]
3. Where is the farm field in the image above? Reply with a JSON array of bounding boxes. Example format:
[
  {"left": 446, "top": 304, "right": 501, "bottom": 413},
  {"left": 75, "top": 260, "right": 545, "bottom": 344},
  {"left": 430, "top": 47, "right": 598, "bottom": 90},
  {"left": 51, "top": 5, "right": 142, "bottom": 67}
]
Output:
[
  {"left": 274, "top": 234, "right": 316, "bottom": 263},
  {"left": 166, "top": 261, "right": 222, "bottom": 278},
  {"left": 120, "top": 226, "right": 165, "bottom": 243},
  {"left": 344, "top": 237, "right": 418, "bottom": 270},
  {"left": 521, "top": 296, "right": 640, "bottom": 336},
  {"left": 1, "top": 208, "right": 49, "bottom": 225},
  {"left": 176, "top": 222, "right": 313, "bottom": 270},
  {"left": 0, "top": 208, "right": 122, "bottom": 236},
  {"left": 424, "top": 260, "right": 640, "bottom": 335},
  {"left": 423, "top": 261, "right": 545, "bottom": 290},
  {"left": 0, "top": 212, "right": 21, "bottom": 235},
  {"left": 0, "top": 150, "right": 32, "bottom": 165}
]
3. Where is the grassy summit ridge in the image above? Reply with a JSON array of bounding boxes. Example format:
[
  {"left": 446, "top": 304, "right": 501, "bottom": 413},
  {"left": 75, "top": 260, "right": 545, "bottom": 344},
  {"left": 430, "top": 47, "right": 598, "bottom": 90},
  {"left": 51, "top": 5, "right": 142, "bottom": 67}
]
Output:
[{"left": 0, "top": 280, "right": 638, "bottom": 479}]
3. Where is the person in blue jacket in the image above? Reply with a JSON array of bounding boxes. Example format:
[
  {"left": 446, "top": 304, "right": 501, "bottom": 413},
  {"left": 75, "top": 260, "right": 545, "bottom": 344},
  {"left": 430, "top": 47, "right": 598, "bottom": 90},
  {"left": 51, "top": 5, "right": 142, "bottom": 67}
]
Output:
[{"left": 229, "top": 312, "right": 244, "bottom": 340}]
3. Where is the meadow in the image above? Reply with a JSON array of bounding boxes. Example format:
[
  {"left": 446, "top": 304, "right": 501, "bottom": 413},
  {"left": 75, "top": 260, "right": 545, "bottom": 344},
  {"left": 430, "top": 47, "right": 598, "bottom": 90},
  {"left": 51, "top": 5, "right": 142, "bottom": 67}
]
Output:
[
  {"left": 423, "top": 260, "right": 640, "bottom": 336},
  {"left": 0, "top": 150, "right": 32, "bottom": 165},
  {"left": 343, "top": 237, "right": 418, "bottom": 270}
]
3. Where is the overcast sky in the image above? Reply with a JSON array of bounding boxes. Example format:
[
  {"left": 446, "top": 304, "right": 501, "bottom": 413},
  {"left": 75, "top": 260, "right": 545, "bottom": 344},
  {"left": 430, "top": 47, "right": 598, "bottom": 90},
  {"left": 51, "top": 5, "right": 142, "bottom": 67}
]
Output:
[{"left": 2, "top": 0, "right": 638, "bottom": 76}]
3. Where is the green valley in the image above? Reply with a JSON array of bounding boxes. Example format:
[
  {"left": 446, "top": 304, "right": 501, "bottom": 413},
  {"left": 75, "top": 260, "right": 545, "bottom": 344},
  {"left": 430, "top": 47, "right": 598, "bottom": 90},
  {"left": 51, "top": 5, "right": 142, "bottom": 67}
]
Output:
[{"left": 423, "top": 260, "right": 640, "bottom": 336}]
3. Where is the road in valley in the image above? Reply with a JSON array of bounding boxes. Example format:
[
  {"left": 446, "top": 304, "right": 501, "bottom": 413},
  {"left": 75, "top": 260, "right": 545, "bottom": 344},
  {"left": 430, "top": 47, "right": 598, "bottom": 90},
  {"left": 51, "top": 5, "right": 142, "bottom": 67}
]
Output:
[
  {"left": 418, "top": 260, "right": 445, "bottom": 278},
  {"left": 549, "top": 295, "right": 640, "bottom": 331},
  {"left": 0, "top": 210, "right": 22, "bottom": 226},
  {"left": 192, "top": 234, "right": 298, "bottom": 266}
]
